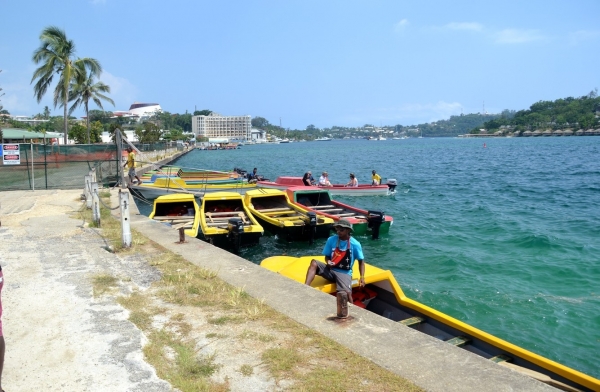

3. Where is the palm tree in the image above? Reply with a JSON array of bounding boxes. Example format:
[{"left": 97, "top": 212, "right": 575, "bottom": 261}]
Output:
[
  {"left": 31, "top": 26, "right": 101, "bottom": 144},
  {"left": 68, "top": 64, "right": 114, "bottom": 144}
]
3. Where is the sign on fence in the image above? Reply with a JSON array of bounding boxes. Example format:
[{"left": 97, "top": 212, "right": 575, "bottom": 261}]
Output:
[{"left": 2, "top": 144, "right": 20, "bottom": 165}]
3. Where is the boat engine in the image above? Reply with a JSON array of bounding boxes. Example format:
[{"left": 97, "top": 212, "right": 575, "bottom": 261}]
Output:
[
  {"left": 367, "top": 210, "right": 385, "bottom": 240},
  {"left": 227, "top": 217, "right": 244, "bottom": 253},
  {"left": 307, "top": 211, "right": 317, "bottom": 245},
  {"left": 386, "top": 179, "right": 397, "bottom": 193}
]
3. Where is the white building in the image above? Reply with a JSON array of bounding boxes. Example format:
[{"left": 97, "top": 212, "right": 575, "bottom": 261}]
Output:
[
  {"left": 192, "top": 113, "right": 251, "bottom": 142},
  {"left": 112, "top": 102, "right": 162, "bottom": 122}
]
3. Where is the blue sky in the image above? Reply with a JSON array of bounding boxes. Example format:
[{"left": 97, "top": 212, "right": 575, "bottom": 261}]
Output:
[{"left": 1, "top": 0, "right": 599, "bottom": 129}]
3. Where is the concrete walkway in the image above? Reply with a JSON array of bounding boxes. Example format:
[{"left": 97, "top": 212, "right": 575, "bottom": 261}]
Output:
[{"left": 0, "top": 188, "right": 558, "bottom": 392}]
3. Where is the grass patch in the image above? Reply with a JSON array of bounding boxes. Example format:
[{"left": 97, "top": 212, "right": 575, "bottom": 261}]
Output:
[
  {"left": 89, "top": 191, "right": 423, "bottom": 392},
  {"left": 91, "top": 273, "right": 118, "bottom": 297}
]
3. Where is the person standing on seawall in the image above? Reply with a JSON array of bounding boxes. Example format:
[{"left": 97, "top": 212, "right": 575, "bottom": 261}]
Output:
[
  {"left": 124, "top": 147, "right": 141, "bottom": 185},
  {"left": 371, "top": 170, "right": 381, "bottom": 186}
]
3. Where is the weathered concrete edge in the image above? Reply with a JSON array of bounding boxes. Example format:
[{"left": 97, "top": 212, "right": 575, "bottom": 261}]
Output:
[{"left": 114, "top": 192, "right": 555, "bottom": 392}]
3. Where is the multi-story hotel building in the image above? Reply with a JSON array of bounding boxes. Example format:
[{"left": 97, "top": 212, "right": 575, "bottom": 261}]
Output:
[{"left": 192, "top": 113, "right": 252, "bottom": 142}]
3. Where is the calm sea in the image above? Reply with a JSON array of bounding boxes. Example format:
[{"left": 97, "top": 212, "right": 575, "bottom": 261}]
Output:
[{"left": 136, "top": 137, "right": 600, "bottom": 378}]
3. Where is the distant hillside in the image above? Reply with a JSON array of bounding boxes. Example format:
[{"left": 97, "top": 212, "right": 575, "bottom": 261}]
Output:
[
  {"left": 398, "top": 113, "right": 501, "bottom": 137},
  {"left": 472, "top": 91, "right": 600, "bottom": 134}
]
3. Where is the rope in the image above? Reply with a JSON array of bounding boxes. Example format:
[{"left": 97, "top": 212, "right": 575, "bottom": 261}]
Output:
[{"left": 93, "top": 190, "right": 121, "bottom": 210}]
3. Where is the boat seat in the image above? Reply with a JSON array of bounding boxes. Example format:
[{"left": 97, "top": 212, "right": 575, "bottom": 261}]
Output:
[
  {"left": 311, "top": 205, "right": 335, "bottom": 209},
  {"left": 318, "top": 208, "right": 344, "bottom": 213},
  {"left": 257, "top": 207, "right": 292, "bottom": 212},
  {"left": 446, "top": 336, "right": 471, "bottom": 347},
  {"left": 399, "top": 316, "right": 425, "bottom": 327},
  {"left": 262, "top": 210, "right": 296, "bottom": 216},
  {"left": 206, "top": 211, "right": 244, "bottom": 216},
  {"left": 153, "top": 215, "right": 194, "bottom": 221},
  {"left": 205, "top": 222, "right": 230, "bottom": 227},
  {"left": 336, "top": 213, "right": 357, "bottom": 217},
  {"left": 172, "top": 222, "right": 193, "bottom": 230}
]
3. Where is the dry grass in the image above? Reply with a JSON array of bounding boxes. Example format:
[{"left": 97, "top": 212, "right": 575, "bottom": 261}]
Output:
[{"left": 87, "top": 192, "right": 424, "bottom": 392}]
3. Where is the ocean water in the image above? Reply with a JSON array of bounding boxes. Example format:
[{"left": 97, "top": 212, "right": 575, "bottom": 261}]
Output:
[{"left": 136, "top": 137, "right": 600, "bottom": 378}]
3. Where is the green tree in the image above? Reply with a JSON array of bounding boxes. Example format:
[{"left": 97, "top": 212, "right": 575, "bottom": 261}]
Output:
[
  {"left": 67, "top": 123, "right": 88, "bottom": 144},
  {"left": 193, "top": 109, "right": 212, "bottom": 116},
  {"left": 31, "top": 26, "right": 102, "bottom": 144},
  {"left": 135, "top": 122, "right": 162, "bottom": 143},
  {"left": 68, "top": 63, "right": 114, "bottom": 144},
  {"left": 251, "top": 117, "right": 270, "bottom": 128}
]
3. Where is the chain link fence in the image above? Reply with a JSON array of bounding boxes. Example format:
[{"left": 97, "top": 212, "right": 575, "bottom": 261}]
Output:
[{"left": 0, "top": 142, "right": 179, "bottom": 190}]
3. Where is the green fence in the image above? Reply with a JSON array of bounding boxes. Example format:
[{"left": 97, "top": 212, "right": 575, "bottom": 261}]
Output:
[{"left": 1, "top": 141, "right": 181, "bottom": 191}]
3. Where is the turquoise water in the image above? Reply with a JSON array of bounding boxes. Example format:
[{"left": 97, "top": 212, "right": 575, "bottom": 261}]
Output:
[{"left": 137, "top": 137, "right": 600, "bottom": 378}]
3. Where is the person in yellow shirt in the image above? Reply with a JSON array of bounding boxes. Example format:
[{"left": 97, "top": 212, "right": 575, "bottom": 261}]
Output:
[
  {"left": 124, "top": 147, "right": 141, "bottom": 184},
  {"left": 371, "top": 170, "right": 381, "bottom": 186}
]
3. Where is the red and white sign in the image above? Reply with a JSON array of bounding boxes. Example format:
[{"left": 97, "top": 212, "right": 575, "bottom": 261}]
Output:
[{"left": 2, "top": 144, "right": 21, "bottom": 165}]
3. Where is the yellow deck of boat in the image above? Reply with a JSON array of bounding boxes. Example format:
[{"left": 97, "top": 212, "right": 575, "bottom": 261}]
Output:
[{"left": 149, "top": 193, "right": 201, "bottom": 237}]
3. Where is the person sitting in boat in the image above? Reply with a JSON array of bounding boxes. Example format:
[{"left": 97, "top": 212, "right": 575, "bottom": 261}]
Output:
[
  {"left": 371, "top": 170, "right": 381, "bottom": 186},
  {"left": 302, "top": 171, "right": 316, "bottom": 186},
  {"left": 318, "top": 171, "right": 332, "bottom": 187},
  {"left": 345, "top": 173, "right": 358, "bottom": 187},
  {"left": 247, "top": 167, "right": 259, "bottom": 183},
  {"left": 304, "top": 219, "right": 365, "bottom": 311}
]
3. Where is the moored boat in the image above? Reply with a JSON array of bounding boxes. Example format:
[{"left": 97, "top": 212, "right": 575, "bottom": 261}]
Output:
[
  {"left": 199, "top": 192, "right": 263, "bottom": 251},
  {"left": 149, "top": 194, "right": 201, "bottom": 237},
  {"left": 130, "top": 177, "right": 257, "bottom": 199},
  {"left": 257, "top": 176, "right": 393, "bottom": 196},
  {"left": 260, "top": 255, "right": 600, "bottom": 392},
  {"left": 285, "top": 186, "right": 392, "bottom": 238},
  {"left": 243, "top": 189, "right": 334, "bottom": 242}
]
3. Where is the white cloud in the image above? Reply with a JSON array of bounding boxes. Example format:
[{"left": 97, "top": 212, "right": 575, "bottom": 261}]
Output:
[
  {"left": 494, "top": 29, "right": 544, "bottom": 44},
  {"left": 393, "top": 19, "right": 409, "bottom": 33},
  {"left": 569, "top": 30, "right": 600, "bottom": 45},
  {"left": 445, "top": 22, "right": 483, "bottom": 32},
  {"left": 99, "top": 71, "right": 138, "bottom": 111}
]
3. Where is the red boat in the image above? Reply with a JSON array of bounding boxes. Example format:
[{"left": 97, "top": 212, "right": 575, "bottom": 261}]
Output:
[{"left": 257, "top": 176, "right": 395, "bottom": 197}]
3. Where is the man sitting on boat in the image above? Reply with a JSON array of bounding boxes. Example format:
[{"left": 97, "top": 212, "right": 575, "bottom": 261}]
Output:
[
  {"left": 302, "top": 171, "right": 316, "bottom": 186},
  {"left": 371, "top": 170, "right": 381, "bottom": 186},
  {"left": 247, "top": 167, "right": 260, "bottom": 183},
  {"left": 318, "top": 171, "right": 332, "bottom": 187},
  {"left": 305, "top": 219, "right": 365, "bottom": 311}
]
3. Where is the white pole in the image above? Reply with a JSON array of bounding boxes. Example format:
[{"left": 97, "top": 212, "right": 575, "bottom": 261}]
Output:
[
  {"left": 84, "top": 175, "right": 92, "bottom": 208},
  {"left": 119, "top": 189, "right": 132, "bottom": 248},
  {"left": 31, "top": 142, "right": 35, "bottom": 191},
  {"left": 91, "top": 182, "right": 100, "bottom": 226}
]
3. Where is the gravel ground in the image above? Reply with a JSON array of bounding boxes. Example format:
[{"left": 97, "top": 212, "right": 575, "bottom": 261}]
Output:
[{"left": 0, "top": 190, "right": 171, "bottom": 392}]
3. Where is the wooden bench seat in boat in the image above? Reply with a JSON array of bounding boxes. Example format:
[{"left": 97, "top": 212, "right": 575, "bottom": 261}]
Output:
[
  {"left": 261, "top": 210, "right": 297, "bottom": 216},
  {"left": 256, "top": 207, "right": 291, "bottom": 212},
  {"left": 205, "top": 212, "right": 249, "bottom": 223},
  {"left": 172, "top": 222, "right": 193, "bottom": 230},
  {"left": 399, "top": 316, "right": 425, "bottom": 327},
  {"left": 335, "top": 213, "right": 359, "bottom": 217},
  {"left": 153, "top": 216, "right": 194, "bottom": 221},
  {"left": 310, "top": 205, "right": 335, "bottom": 209},
  {"left": 317, "top": 208, "right": 344, "bottom": 213},
  {"left": 446, "top": 336, "right": 471, "bottom": 347}
]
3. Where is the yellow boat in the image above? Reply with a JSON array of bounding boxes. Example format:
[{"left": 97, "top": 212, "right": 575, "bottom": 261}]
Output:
[
  {"left": 199, "top": 192, "right": 264, "bottom": 251},
  {"left": 244, "top": 189, "right": 334, "bottom": 242},
  {"left": 260, "top": 255, "right": 600, "bottom": 392},
  {"left": 132, "top": 177, "right": 257, "bottom": 199},
  {"left": 149, "top": 194, "right": 201, "bottom": 237}
]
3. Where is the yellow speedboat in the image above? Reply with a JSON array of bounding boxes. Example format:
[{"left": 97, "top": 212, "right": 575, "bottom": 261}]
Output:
[
  {"left": 261, "top": 255, "right": 600, "bottom": 392},
  {"left": 200, "top": 192, "right": 264, "bottom": 251},
  {"left": 149, "top": 194, "right": 201, "bottom": 237}
]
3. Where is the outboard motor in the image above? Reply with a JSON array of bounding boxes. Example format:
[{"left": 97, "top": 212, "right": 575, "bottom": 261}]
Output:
[
  {"left": 386, "top": 179, "right": 397, "bottom": 193},
  {"left": 367, "top": 210, "right": 385, "bottom": 240},
  {"left": 227, "top": 217, "right": 244, "bottom": 253},
  {"left": 307, "top": 211, "right": 317, "bottom": 245}
]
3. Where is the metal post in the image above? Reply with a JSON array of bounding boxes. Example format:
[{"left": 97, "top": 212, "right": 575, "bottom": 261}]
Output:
[
  {"left": 119, "top": 189, "right": 132, "bottom": 248},
  {"left": 84, "top": 175, "right": 92, "bottom": 208},
  {"left": 91, "top": 167, "right": 97, "bottom": 183},
  {"left": 31, "top": 142, "right": 35, "bottom": 191},
  {"left": 91, "top": 182, "right": 100, "bottom": 226}
]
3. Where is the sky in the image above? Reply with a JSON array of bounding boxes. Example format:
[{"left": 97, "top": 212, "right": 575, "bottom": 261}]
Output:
[{"left": 1, "top": 0, "right": 599, "bottom": 130}]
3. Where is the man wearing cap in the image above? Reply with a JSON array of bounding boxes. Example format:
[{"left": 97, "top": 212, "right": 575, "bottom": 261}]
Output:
[{"left": 305, "top": 219, "right": 366, "bottom": 308}]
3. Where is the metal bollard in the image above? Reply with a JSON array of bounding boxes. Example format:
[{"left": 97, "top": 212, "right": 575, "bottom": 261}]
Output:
[
  {"left": 336, "top": 291, "right": 349, "bottom": 318},
  {"left": 178, "top": 227, "right": 186, "bottom": 243},
  {"left": 91, "top": 182, "right": 100, "bottom": 226},
  {"left": 84, "top": 175, "right": 92, "bottom": 208},
  {"left": 119, "top": 189, "right": 132, "bottom": 248}
]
